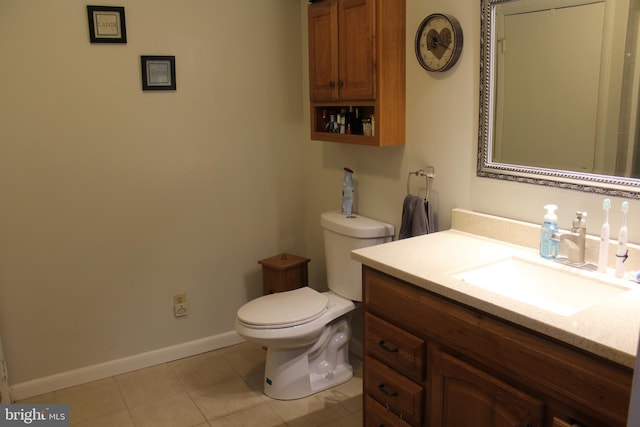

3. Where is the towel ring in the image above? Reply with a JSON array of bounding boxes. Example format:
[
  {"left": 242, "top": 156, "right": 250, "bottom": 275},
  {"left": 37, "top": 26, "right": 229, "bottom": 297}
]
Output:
[{"left": 407, "top": 166, "right": 435, "bottom": 201}]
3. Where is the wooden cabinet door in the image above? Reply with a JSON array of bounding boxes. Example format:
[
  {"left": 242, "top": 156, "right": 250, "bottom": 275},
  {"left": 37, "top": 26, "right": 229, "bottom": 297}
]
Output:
[
  {"left": 429, "top": 347, "right": 544, "bottom": 427},
  {"left": 337, "top": 0, "right": 375, "bottom": 100},
  {"left": 309, "top": 0, "right": 375, "bottom": 101},
  {"left": 308, "top": 0, "right": 339, "bottom": 101}
]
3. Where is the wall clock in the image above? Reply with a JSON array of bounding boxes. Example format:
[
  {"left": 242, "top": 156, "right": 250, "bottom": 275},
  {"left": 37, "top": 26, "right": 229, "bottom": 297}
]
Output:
[{"left": 415, "top": 13, "right": 464, "bottom": 72}]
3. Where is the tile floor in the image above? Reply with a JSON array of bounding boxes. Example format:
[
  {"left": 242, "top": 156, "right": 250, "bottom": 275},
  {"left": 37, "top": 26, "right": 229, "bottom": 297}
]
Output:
[{"left": 18, "top": 342, "right": 363, "bottom": 427}]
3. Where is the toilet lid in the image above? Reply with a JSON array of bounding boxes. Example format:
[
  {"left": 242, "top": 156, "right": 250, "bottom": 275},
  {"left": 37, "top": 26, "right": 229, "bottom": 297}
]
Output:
[{"left": 237, "top": 287, "right": 329, "bottom": 328}]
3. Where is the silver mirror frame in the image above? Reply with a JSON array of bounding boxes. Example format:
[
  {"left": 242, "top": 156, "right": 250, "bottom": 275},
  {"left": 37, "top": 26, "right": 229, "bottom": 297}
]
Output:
[{"left": 478, "top": 0, "right": 640, "bottom": 199}]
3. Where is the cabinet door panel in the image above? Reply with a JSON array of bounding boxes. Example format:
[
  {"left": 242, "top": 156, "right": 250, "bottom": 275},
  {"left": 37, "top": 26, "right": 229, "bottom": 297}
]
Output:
[
  {"left": 430, "top": 347, "right": 544, "bottom": 427},
  {"left": 338, "top": 0, "right": 375, "bottom": 100},
  {"left": 308, "top": 0, "right": 339, "bottom": 101}
]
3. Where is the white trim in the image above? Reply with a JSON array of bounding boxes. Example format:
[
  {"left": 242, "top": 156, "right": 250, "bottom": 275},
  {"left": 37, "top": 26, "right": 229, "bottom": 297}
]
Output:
[
  {"left": 11, "top": 331, "right": 245, "bottom": 401},
  {"left": 0, "top": 337, "right": 12, "bottom": 404}
]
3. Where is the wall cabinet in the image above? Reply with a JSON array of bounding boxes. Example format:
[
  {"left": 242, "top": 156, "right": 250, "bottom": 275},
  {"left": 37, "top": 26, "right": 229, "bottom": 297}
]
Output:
[
  {"left": 307, "top": 0, "right": 405, "bottom": 146},
  {"left": 308, "top": 0, "right": 374, "bottom": 101},
  {"left": 362, "top": 266, "right": 633, "bottom": 427}
]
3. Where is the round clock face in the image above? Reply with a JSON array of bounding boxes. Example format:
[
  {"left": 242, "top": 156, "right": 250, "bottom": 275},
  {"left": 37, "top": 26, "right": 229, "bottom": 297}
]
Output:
[{"left": 415, "top": 13, "right": 464, "bottom": 72}]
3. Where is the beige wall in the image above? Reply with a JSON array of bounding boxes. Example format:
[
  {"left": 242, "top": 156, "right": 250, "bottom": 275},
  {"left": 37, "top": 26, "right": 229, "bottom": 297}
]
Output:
[
  {"left": 0, "top": 0, "right": 305, "bottom": 385},
  {"left": 303, "top": 0, "right": 640, "bottom": 287},
  {"left": 2, "top": 0, "right": 639, "bottom": 390}
]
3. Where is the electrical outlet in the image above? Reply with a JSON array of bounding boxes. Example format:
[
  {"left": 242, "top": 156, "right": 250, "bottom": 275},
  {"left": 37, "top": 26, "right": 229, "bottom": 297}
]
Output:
[
  {"left": 174, "top": 303, "right": 188, "bottom": 317},
  {"left": 173, "top": 293, "right": 186, "bottom": 305},
  {"left": 173, "top": 293, "right": 188, "bottom": 317}
]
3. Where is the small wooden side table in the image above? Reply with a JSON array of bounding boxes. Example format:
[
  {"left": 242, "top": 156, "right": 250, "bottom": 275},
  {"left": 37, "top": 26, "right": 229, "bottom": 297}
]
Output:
[{"left": 258, "top": 253, "right": 310, "bottom": 295}]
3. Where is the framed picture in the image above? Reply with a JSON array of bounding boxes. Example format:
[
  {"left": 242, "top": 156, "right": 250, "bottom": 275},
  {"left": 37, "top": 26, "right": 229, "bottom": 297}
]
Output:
[
  {"left": 141, "top": 56, "right": 177, "bottom": 91},
  {"left": 87, "top": 6, "right": 127, "bottom": 44}
]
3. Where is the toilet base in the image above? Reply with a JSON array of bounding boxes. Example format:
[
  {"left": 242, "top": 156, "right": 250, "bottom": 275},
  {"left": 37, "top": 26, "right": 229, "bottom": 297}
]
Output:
[{"left": 263, "top": 317, "right": 353, "bottom": 400}]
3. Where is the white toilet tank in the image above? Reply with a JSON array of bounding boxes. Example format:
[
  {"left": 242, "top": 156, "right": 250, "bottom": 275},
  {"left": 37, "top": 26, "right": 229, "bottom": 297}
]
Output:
[{"left": 321, "top": 211, "right": 394, "bottom": 301}]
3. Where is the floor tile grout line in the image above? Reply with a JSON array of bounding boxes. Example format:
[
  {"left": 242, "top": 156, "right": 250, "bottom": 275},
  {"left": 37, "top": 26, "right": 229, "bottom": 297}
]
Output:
[
  {"left": 163, "top": 359, "right": 214, "bottom": 426},
  {"left": 18, "top": 344, "right": 363, "bottom": 427}
]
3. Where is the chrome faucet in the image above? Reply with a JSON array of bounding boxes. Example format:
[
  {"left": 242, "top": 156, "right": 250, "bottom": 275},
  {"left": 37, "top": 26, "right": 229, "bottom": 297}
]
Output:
[{"left": 552, "top": 211, "right": 587, "bottom": 265}]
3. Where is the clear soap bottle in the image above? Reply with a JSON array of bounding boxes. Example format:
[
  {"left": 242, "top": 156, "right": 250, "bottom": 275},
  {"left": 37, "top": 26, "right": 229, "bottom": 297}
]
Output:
[
  {"left": 342, "top": 167, "right": 354, "bottom": 216},
  {"left": 540, "top": 204, "right": 559, "bottom": 259}
]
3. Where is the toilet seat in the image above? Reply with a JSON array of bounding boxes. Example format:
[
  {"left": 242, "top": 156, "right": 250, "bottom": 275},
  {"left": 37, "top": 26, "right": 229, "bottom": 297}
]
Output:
[{"left": 237, "top": 287, "right": 329, "bottom": 329}]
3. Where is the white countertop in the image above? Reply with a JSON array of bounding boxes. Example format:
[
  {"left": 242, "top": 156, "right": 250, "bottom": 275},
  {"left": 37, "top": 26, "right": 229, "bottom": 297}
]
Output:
[{"left": 352, "top": 228, "right": 640, "bottom": 368}]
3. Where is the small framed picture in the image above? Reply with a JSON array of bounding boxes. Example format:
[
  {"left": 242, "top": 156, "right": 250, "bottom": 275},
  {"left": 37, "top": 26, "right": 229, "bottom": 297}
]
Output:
[
  {"left": 87, "top": 6, "right": 127, "bottom": 44},
  {"left": 141, "top": 56, "right": 177, "bottom": 91}
]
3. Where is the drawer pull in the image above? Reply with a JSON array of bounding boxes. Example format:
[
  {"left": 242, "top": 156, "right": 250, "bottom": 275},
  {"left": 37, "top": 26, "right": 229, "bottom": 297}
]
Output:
[
  {"left": 378, "top": 383, "right": 398, "bottom": 397},
  {"left": 378, "top": 340, "right": 399, "bottom": 353}
]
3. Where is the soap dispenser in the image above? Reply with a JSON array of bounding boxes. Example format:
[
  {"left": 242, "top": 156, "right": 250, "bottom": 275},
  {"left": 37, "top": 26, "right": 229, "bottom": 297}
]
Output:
[
  {"left": 342, "top": 167, "right": 354, "bottom": 216},
  {"left": 540, "top": 204, "right": 559, "bottom": 259}
]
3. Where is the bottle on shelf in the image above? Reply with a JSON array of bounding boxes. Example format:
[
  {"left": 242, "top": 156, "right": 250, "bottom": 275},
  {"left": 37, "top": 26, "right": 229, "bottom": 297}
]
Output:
[
  {"left": 370, "top": 113, "right": 375, "bottom": 137},
  {"left": 362, "top": 118, "right": 372, "bottom": 136},
  {"left": 315, "top": 106, "right": 375, "bottom": 136},
  {"left": 328, "top": 114, "right": 336, "bottom": 133},
  {"left": 353, "top": 107, "right": 362, "bottom": 135}
]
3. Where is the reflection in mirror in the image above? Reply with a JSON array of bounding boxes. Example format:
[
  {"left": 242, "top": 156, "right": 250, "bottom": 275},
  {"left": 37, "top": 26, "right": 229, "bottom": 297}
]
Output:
[{"left": 478, "top": 0, "right": 640, "bottom": 198}]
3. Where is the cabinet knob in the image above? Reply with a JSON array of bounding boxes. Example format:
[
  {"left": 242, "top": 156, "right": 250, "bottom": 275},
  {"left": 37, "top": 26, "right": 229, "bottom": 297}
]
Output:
[
  {"left": 338, "top": 79, "right": 344, "bottom": 87},
  {"left": 378, "top": 340, "right": 399, "bottom": 353},
  {"left": 329, "top": 80, "right": 336, "bottom": 88},
  {"left": 378, "top": 383, "right": 398, "bottom": 397}
]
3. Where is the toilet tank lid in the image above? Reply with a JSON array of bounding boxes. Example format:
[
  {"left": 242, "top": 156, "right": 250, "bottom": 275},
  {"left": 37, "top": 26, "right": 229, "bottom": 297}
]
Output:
[{"left": 321, "top": 211, "right": 394, "bottom": 238}]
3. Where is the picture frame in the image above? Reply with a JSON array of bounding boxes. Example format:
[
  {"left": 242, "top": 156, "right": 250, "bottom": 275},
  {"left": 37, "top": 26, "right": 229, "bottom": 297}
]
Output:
[
  {"left": 87, "top": 6, "right": 127, "bottom": 44},
  {"left": 141, "top": 56, "right": 177, "bottom": 91}
]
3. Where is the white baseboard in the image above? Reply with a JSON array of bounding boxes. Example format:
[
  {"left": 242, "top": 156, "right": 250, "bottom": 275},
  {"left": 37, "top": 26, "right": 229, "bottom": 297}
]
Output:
[{"left": 11, "top": 331, "right": 245, "bottom": 401}]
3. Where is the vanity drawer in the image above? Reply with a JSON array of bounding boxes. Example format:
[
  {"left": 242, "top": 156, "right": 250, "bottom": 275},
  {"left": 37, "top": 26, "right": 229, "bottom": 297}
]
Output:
[
  {"left": 365, "top": 312, "right": 425, "bottom": 382},
  {"left": 365, "top": 395, "right": 413, "bottom": 427},
  {"left": 365, "top": 356, "right": 424, "bottom": 427}
]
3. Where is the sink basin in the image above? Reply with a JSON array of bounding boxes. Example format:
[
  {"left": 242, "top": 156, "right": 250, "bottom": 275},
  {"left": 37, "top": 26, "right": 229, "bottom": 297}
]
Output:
[{"left": 453, "top": 257, "right": 632, "bottom": 316}]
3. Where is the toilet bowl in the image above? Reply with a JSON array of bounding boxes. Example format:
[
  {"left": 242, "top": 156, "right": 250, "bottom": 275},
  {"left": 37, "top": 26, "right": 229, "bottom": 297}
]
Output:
[
  {"left": 235, "top": 211, "right": 394, "bottom": 400},
  {"left": 236, "top": 287, "right": 355, "bottom": 400}
]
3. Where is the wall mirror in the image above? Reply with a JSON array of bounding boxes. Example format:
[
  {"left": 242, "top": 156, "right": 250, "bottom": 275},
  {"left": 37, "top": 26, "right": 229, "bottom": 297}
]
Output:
[{"left": 478, "top": 0, "right": 640, "bottom": 198}]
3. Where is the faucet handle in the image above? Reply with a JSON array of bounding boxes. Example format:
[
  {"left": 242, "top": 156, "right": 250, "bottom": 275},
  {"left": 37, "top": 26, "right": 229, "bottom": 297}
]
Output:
[{"left": 573, "top": 211, "right": 587, "bottom": 229}]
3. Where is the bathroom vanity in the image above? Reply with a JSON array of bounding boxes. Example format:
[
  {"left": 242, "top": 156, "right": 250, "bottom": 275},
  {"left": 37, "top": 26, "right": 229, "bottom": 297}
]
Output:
[{"left": 353, "top": 209, "right": 640, "bottom": 427}]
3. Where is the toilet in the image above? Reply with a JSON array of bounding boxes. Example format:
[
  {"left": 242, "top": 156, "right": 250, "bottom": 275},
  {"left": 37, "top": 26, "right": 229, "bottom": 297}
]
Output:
[{"left": 235, "top": 211, "right": 394, "bottom": 400}]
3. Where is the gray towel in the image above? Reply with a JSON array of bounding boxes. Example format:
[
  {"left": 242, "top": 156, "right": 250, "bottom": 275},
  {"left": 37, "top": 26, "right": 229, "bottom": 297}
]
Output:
[{"left": 399, "top": 195, "right": 434, "bottom": 239}]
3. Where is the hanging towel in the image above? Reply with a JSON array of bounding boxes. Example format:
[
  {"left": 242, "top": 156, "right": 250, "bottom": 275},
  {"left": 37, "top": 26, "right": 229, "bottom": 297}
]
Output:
[{"left": 399, "top": 194, "right": 434, "bottom": 239}]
